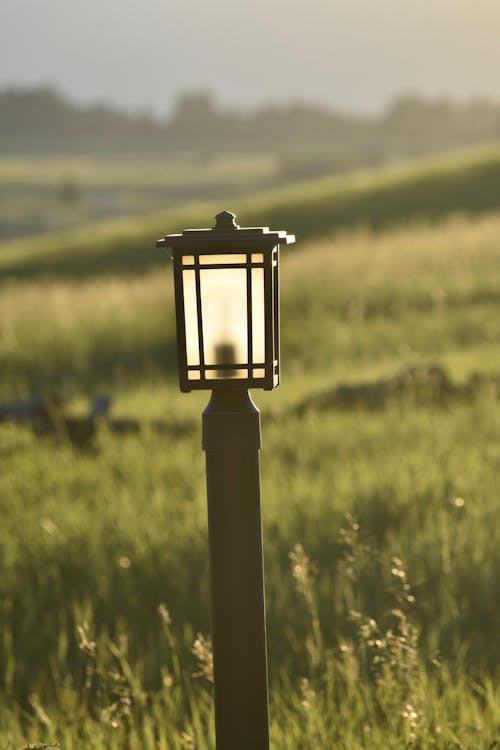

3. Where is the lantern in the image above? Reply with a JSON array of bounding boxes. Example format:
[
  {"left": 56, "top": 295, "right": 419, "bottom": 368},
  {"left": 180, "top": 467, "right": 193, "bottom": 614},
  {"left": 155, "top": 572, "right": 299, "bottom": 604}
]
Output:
[{"left": 157, "top": 210, "right": 295, "bottom": 392}]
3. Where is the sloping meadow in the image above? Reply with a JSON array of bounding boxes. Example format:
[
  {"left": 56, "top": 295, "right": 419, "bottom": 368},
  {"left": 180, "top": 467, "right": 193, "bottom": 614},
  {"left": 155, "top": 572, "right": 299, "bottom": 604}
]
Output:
[{"left": 2, "top": 139, "right": 500, "bottom": 281}]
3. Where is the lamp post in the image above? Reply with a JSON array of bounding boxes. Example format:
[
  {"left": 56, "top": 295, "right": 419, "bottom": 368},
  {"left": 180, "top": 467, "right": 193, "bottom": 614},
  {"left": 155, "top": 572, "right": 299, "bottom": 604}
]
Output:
[{"left": 157, "top": 210, "right": 295, "bottom": 750}]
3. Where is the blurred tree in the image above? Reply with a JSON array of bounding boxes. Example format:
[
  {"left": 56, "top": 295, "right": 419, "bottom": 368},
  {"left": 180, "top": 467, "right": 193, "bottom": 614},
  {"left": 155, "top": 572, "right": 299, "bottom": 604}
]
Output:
[{"left": 1, "top": 85, "right": 500, "bottom": 164}]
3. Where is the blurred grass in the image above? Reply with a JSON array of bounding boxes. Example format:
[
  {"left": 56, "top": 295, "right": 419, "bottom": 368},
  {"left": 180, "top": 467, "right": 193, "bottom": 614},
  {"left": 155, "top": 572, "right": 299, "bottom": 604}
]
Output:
[
  {"left": 1, "top": 213, "right": 499, "bottom": 402},
  {"left": 0, "top": 153, "right": 279, "bottom": 240},
  {"left": 0, "top": 153, "right": 277, "bottom": 189},
  {"left": 1, "top": 152, "right": 499, "bottom": 746},
  {"left": 2, "top": 140, "right": 500, "bottom": 280},
  {"left": 1, "top": 393, "right": 499, "bottom": 748}
]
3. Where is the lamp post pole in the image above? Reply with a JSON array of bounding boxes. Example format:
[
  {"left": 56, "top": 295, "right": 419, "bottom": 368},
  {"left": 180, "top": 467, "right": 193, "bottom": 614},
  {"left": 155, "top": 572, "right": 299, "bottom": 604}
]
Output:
[
  {"left": 202, "top": 388, "right": 269, "bottom": 750},
  {"left": 157, "top": 211, "right": 295, "bottom": 750}
]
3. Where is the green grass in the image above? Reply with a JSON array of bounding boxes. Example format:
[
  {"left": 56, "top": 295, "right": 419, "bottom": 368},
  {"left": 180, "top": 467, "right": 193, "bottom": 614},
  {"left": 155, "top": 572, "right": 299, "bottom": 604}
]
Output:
[
  {"left": 1, "top": 401, "right": 499, "bottom": 748},
  {"left": 3, "top": 140, "right": 500, "bottom": 281},
  {"left": 1, "top": 196, "right": 499, "bottom": 748},
  {"left": 2, "top": 213, "right": 500, "bottom": 402},
  {"left": 0, "top": 153, "right": 278, "bottom": 190},
  {"left": 0, "top": 153, "right": 279, "bottom": 240}
]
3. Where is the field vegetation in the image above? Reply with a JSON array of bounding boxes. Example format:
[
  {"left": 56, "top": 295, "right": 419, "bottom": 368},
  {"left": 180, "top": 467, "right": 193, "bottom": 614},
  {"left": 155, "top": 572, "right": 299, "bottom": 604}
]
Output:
[
  {"left": 2, "top": 140, "right": 500, "bottom": 281},
  {"left": 0, "top": 153, "right": 279, "bottom": 239},
  {"left": 0, "top": 147, "right": 499, "bottom": 748}
]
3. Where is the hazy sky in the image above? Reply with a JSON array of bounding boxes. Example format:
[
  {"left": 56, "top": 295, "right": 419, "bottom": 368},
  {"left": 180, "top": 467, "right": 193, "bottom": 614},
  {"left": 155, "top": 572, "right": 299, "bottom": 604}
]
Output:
[{"left": 2, "top": 0, "right": 500, "bottom": 116}]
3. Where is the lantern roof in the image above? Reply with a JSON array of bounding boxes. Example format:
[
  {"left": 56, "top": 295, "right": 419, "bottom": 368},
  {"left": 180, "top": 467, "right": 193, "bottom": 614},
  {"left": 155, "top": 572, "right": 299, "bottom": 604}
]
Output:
[{"left": 156, "top": 210, "right": 295, "bottom": 252}]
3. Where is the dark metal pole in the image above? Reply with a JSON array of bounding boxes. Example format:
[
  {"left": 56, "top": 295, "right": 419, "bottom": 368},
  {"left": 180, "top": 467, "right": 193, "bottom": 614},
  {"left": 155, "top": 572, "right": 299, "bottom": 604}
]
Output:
[{"left": 202, "top": 389, "right": 269, "bottom": 750}]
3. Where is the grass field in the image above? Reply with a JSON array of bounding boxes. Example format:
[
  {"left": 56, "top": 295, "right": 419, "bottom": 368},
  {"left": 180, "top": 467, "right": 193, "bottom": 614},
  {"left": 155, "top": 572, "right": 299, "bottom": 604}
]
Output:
[
  {"left": 2, "top": 140, "right": 500, "bottom": 281},
  {"left": 0, "top": 148, "right": 499, "bottom": 748},
  {"left": 0, "top": 153, "right": 279, "bottom": 240}
]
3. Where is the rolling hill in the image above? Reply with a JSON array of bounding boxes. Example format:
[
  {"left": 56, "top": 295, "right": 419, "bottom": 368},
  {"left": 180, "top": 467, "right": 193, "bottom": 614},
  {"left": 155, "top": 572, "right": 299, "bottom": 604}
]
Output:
[{"left": 1, "top": 141, "right": 500, "bottom": 281}]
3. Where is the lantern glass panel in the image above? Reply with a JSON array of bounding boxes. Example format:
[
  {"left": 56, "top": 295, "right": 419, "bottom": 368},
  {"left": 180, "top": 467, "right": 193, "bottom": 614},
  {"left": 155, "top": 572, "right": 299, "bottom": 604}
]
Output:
[
  {"left": 182, "top": 269, "right": 200, "bottom": 366},
  {"left": 200, "top": 254, "right": 247, "bottom": 265},
  {"left": 251, "top": 267, "right": 265, "bottom": 364},
  {"left": 200, "top": 266, "right": 248, "bottom": 378}
]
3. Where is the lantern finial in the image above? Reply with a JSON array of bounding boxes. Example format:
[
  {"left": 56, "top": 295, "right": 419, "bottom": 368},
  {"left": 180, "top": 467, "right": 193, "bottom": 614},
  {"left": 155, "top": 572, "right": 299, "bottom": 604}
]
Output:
[{"left": 214, "top": 210, "right": 238, "bottom": 230}]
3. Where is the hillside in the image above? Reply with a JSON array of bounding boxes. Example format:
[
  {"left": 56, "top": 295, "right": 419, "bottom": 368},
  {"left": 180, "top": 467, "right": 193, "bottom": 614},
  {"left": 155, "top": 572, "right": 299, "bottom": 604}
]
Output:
[{"left": 2, "top": 141, "right": 500, "bottom": 281}]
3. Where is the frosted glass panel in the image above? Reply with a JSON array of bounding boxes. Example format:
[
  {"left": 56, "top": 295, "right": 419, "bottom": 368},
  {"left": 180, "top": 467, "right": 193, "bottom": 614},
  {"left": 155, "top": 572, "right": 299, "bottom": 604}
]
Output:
[
  {"left": 200, "top": 254, "right": 246, "bottom": 265},
  {"left": 182, "top": 270, "right": 200, "bottom": 366},
  {"left": 206, "top": 368, "right": 248, "bottom": 380},
  {"left": 251, "top": 268, "right": 265, "bottom": 363},
  {"left": 200, "top": 268, "right": 248, "bottom": 378}
]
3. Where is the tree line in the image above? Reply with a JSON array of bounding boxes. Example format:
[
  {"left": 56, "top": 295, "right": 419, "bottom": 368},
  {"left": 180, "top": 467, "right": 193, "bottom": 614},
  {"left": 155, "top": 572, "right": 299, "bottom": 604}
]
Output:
[{"left": 2, "top": 85, "right": 500, "bottom": 172}]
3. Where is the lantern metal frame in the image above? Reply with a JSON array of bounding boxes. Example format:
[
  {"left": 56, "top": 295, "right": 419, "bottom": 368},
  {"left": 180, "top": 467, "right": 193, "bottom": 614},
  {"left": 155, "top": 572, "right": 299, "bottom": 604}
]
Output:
[{"left": 157, "top": 211, "right": 295, "bottom": 393}]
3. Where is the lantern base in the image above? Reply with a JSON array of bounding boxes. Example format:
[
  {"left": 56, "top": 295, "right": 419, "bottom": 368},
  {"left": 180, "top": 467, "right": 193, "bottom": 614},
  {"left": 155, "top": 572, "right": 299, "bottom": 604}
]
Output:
[
  {"left": 181, "top": 375, "right": 277, "bottom": 393},
  {"left": 202, "top": 389, "right": 261, "bottom": 450}
]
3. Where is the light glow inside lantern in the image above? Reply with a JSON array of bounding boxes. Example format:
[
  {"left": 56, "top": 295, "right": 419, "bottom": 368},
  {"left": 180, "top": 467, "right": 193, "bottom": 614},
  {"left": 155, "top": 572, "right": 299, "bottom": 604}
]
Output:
[{"left": 180, "top": 251, "right": 269, "bottom": 386}]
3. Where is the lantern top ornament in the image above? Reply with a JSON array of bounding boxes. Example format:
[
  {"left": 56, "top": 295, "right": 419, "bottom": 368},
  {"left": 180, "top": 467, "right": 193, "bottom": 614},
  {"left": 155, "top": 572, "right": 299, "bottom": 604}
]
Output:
[{"left": 156, "top": 211, "right": 295, "bottom": 253}]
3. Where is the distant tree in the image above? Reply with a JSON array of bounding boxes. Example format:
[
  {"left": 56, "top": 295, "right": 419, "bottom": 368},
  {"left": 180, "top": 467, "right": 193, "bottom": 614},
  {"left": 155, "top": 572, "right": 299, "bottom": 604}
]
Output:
[{"left": 1, "top": 84, "right": 500, "bottom": 161}]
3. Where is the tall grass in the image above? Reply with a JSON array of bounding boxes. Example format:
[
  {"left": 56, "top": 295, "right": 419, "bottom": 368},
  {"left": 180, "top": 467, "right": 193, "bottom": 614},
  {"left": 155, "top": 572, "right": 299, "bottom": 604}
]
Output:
[
  {"left": 1, "top": 212, "right": 499, "bottom": 401},
  {"left": 1, "top": 208, "right": 499, "bottom": 747}
]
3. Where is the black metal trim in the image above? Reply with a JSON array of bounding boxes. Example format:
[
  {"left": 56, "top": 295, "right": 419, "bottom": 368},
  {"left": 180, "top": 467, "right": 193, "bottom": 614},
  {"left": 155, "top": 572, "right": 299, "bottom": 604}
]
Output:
[
  {"left": 185, "top": 377, "right": 271, "bottom": 391},
  {"left": 187, "top": 362, "right": 266, "bottom": 372},
  {"left": 273, "top": 247, "right": 280, "bottom": 388},
  {"left": 181, "top": 262, "right": 265, "bottom": 270},
  {"left": 263, "top": 251, "right": 274, "bottom": 389},
  {"left": 173, "top": 256, "right": 190, "bottom": 393},
  {"left": 246, "top": 252, "right": 253, "bottom": 379},
  {"left": 169, "top": 234, "right": 287, "bottom": 392}
]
